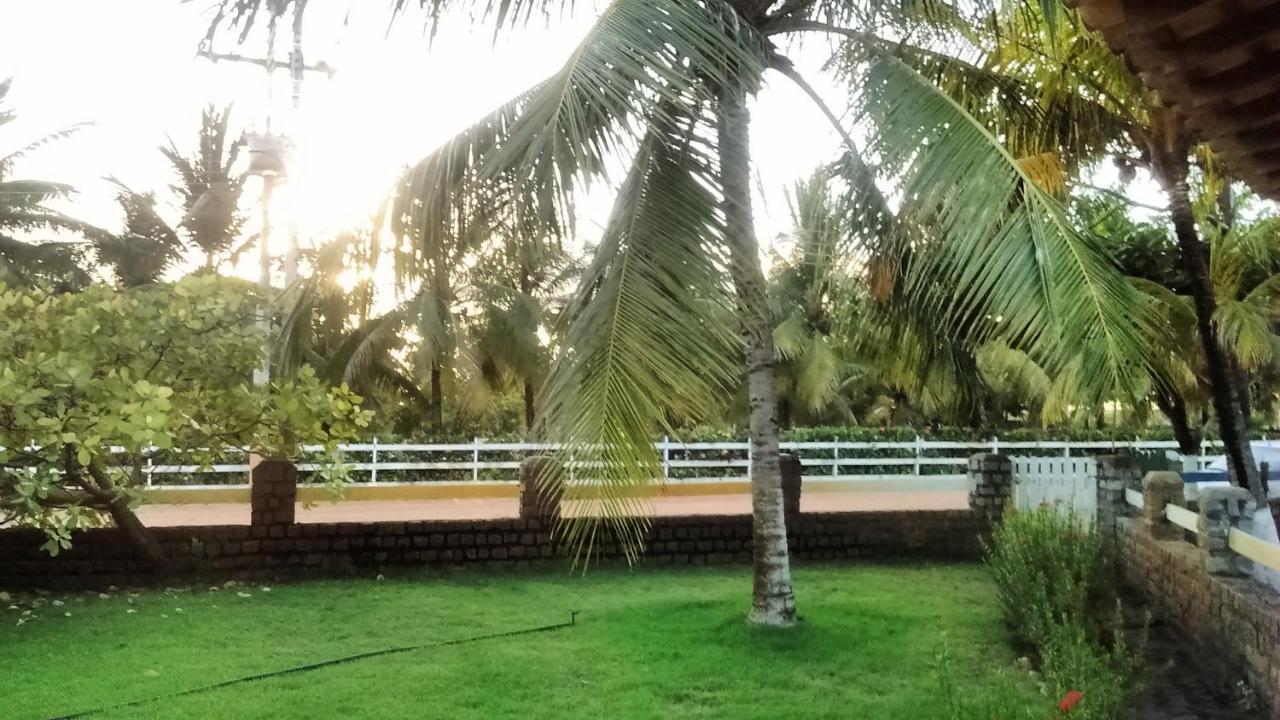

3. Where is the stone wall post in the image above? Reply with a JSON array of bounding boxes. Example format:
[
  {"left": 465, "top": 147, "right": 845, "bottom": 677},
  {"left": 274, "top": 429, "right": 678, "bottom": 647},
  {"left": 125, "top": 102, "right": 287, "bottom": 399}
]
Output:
[
  {"left": 519, "top": 456, "right": 562, "bottom": 523},
  {"left": 780, "top": 452, "right": 802, "bottom": 518},
  {"left": 1197, "top": 486, "right": 1257, "bottom": 576},
  {"left": 250, "top": 459, "right": 297, "bottom": 526},
  {"left": 1096, "top": 454, "right": 1140, "bottom": 532},
  {"left": 968, "top": 453, "right": 1012, "bottom": 524},
  {"left": 1140, "top": 471, "right": 1185, "bottom": 540}
]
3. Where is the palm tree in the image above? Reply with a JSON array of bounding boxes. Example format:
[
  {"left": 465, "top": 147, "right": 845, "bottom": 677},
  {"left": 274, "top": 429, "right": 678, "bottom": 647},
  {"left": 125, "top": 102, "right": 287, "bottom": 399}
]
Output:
[
  {"left": 460, "top": 226, "right": 579, "bottom": 432},
  {"left": 211, "top": 0, "right": 1145, "bottom": 626},
  {"left": 275, "top": 230, "right": 435, "bottom": 423},
  {"left": 886, "top": 1, "right": 1263, "bottom": 496},
  {"left": 96, "top": 180, "right": 187, "bottom": 287},
  {"left": 162, "top": 105, "right": 247, "bottom": 270},
  {"left": 0, "top": 78, "right": 102, "bottom": 289},
  {"left": 770, "top": 169, "right": 858, "bottom": 427}
]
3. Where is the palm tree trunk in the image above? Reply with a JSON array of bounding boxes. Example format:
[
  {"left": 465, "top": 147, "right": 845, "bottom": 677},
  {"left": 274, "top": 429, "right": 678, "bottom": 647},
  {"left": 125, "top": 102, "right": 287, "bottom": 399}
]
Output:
[
  {"left": 523, "top": 378, "right": 536, "bottom": 431},
  {"left": 429, "top": 361, "right": 444, "bottom": 433},
  {"left": 1153, "top": 384, "right": 1201, "bottom": 456},
  {"left": 1151, "top": 129, "right": 1261, "bottom": 499},
  {"left": 718, "top": 82, "right": 797, "bottom": 627}
]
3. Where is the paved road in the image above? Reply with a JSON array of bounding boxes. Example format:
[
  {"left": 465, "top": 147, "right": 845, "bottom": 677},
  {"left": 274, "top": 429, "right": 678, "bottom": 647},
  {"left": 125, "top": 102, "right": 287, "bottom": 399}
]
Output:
[{"left": 137, "top": 491, "right": 969, "bottom": 527}]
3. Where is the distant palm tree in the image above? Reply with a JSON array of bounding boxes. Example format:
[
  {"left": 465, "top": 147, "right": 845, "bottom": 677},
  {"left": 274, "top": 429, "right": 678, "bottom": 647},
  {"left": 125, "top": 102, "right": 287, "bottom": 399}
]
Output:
[
  {"left": 162, "top": 105, "right": 247, "bottom": 269},
  {"left": 211, "top": 0, "right": 1145, "bottom": 626},
  {"left": 0, "top": 78, "right": 103, "bottom": 288},
  {"left": 460, "top": 226, "right": 579, "bottom": 432},
  {"left": 97, "top": 179, "right": 186, "bottom": 287},
  {"left": 275, "top": 230, "right": 431, "bottom": 420},
  {"left": 770, "top": 170, "right": 854, "bottom": 427}
]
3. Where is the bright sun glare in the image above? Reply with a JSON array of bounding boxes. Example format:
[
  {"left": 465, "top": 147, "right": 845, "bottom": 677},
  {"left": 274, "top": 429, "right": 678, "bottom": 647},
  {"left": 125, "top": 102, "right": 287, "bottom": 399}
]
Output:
[{"left": 1, "top": 0, "right": 844, "bottom": 293}]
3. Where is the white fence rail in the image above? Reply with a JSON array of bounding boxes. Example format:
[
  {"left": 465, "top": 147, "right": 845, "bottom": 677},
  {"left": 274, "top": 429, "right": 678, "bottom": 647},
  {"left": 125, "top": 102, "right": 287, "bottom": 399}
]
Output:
[
  {"left": 1122, "top": 489, "right": 1280, "bottom": 575},
  {"left": 135, "top": 436, "right": 1215, "bottom": 489}
]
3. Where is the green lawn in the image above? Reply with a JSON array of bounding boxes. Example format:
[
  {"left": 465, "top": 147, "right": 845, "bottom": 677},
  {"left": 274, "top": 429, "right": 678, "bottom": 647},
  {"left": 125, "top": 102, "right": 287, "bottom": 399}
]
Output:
[{"left": 3, "top": 563, "right": 1042, "bottom": 719}]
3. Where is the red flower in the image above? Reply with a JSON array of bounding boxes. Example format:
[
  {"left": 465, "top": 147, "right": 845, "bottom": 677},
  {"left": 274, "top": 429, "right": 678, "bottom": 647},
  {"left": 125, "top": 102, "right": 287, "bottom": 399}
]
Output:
[{"left": 1058, "top": 690, "right": 1084, "bottom": 713}]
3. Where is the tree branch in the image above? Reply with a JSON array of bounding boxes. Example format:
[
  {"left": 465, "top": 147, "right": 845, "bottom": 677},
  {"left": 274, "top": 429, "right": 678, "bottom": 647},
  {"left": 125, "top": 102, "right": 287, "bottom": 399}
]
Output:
[{"left": 769, "top": 55, "right": 860, "bottom": 157}]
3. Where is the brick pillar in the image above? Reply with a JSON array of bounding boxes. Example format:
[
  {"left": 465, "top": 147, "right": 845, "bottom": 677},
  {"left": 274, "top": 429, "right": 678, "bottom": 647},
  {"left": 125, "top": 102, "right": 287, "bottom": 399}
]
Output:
[
  {"left": 968, "top": 453, "right": 1012, "bottom": 524},
  {"left": 780, "top": 453, "right": 802, "bottom": 517},
  {"left": 1140, "top": 471, "right": 1184, "bottom": 540},
  {"left": 519, "top": 456, "right": 562, "bottom": 523},
  {"left": 251, "top": 459, "right": 297, "bottom": 526},
  {"left": 1197, "top": 486, "right": 1256, "bottom": 576},
  {"left": 1096, "top": 454, "right": 1140, "bottom": 533}
]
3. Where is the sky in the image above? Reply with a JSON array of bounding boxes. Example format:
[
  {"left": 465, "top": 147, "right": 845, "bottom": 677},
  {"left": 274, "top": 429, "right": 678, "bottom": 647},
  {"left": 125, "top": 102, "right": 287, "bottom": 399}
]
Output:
[{"left": 1, "top": 0, "right": 849, "bottom": 286}]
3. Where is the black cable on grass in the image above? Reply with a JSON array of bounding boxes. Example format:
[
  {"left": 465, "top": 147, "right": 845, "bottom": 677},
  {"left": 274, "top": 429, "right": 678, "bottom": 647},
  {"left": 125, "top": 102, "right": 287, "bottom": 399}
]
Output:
[{"left": 49, "top": 611, "right": 579, "bottom": 720}]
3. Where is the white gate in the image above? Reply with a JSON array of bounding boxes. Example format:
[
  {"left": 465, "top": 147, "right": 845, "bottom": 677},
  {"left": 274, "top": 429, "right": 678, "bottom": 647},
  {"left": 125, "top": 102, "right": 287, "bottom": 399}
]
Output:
[{"left": 1012, "top": 456, "right": 1097, "bottom": 521}]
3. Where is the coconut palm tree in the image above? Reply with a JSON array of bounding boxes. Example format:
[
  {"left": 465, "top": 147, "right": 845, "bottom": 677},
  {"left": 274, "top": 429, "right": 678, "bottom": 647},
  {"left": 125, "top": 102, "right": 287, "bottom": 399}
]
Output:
[
  {"left": 210, "top": 0, "right": 1145, "bottom": 626},
  {"left": 275, "top": 230, "right": 435, "bottom": 423},
  {"left": 0, "top": 78, "right": 103, "bottom": 288},
  {"left": 162, "top": 105, "right": 247, "bottom": 270},
  {"left": 96, "top": 180, "right": 187, "bottom": 287},
  {"left": 459, "top": 226, "right": 579, "bottom": 432},
  {"left": 878, "top": 0, "right": 1263, "bottom": 495},
  {"left": 770, "top": 169, "right": 857, "bottom": 426}
]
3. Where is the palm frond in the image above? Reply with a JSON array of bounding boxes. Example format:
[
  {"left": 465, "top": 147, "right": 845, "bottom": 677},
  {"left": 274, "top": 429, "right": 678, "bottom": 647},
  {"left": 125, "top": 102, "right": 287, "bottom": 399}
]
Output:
[
  {"left": 538, "top": 120, "right": 740, "bottom": 564},
  {"left": 855, "top": 50, "right": 1149, "bottom": 407},
  {"left": 392, "top": 0, "right": 766, "bottom": 271}
]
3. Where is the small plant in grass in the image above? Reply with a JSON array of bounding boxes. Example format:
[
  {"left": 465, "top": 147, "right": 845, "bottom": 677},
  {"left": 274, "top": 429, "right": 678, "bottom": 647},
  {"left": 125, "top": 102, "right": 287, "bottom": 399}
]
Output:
[
  {"left": 933, "top": 636, "right": 1050, "bottom": 719},
  {"left": 1033, "top": 615, "right": 1143, "bottom": 720}
]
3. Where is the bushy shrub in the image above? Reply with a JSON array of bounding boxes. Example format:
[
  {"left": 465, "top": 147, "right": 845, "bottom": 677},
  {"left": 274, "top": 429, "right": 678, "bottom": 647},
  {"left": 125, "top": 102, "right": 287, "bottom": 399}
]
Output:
[
  {"left": 984, "top": 507, "right": 1116, "bottom": 646},
  {"left": 983, "top": 507, "right": 1143, "bottom": 719}
]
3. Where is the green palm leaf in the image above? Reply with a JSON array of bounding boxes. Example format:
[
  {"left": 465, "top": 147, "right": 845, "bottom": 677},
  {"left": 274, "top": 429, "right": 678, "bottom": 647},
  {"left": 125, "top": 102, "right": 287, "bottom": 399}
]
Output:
[
  {"left": 537, "top": 124, "right": 740, "bottom": 563},
  {"left": 852, "top": 51, "right": 1149, "bottom": 407}
]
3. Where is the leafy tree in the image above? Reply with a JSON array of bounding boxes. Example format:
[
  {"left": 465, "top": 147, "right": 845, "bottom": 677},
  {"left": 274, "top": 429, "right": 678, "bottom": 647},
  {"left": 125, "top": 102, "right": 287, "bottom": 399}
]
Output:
[
  {"left": 211, "top": 0, "right": 1144, "bottom": 626},
  {"left": 0, "top": 275, "right": 372, "bottom": 564}
]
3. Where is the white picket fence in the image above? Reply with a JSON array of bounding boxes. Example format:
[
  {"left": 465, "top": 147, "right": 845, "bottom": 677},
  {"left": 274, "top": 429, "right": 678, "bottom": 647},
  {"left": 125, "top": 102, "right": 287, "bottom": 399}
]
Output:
[
  {"left": 138, "top": 436, "right": 1214, "bottom": 489},
  {"left": 1012, "top": 457, "right": 1099, "bottom": 521}
]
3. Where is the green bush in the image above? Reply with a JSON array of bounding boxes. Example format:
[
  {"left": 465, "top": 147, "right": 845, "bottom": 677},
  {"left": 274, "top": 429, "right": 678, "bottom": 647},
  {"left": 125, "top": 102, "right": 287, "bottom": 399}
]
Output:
[
  {"left": 984, "top": 507, "right": 1117, "bottom": 645},
  {"left": 983, "top": 507, "right": 1143, "bottom": 719}
]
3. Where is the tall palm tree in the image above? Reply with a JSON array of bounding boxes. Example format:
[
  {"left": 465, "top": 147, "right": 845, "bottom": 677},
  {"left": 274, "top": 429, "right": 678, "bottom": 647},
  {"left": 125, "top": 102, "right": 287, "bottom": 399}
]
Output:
[
  {"left": 882, "top": 1, "right": 1263, "bottom": 496},
  {"left": 211, "top": 0, "right": 1144, "bottom": 626}
]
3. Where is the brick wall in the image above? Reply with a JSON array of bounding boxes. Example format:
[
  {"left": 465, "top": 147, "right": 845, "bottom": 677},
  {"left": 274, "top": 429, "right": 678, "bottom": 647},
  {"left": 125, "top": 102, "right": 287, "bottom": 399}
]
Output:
[
  {"left": 1, "top": 452, "right": 1011, "bottom": 591},
  {"left": 1114, "top": 517, "right": 1280, "bottom": 711},
  {"left": 1099, "top": 461, "right": 1280, "bottom": 713},
  {"left": 0, "top": 510, "right": 986, "bottom": 591}
]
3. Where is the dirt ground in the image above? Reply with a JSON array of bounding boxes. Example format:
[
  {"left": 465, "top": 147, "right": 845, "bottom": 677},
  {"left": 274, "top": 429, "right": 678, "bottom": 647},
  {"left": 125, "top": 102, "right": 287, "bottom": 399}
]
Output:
[{"left": 136, "top": 490, "right": 970, "bottom": 526}]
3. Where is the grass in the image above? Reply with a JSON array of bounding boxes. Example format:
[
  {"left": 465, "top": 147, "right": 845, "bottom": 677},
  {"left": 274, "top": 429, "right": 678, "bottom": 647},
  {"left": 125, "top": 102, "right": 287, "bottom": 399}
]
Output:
[{"left": 2, "top": 563, "right": 1044, "bottom": 719}]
